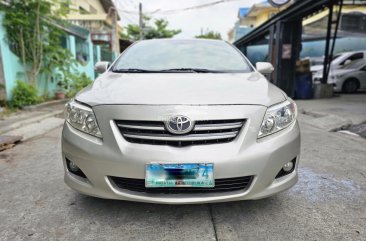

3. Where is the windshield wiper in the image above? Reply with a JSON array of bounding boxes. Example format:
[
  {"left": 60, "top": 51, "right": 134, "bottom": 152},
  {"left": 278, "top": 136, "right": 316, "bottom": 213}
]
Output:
[
  {"left": 160, "top": 68, "right": 224, "bottom": 73},
  {"left": 112, "top": 68, "right": 160, "bottom": 73},
  {"left": 112, "top": 68, "right": 226, "bottom": 73}
]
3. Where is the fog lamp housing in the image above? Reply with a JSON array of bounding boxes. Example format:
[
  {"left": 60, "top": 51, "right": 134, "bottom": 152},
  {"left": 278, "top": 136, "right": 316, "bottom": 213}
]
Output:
[
  {"left": 275, "top": 158, "right": 296, "bottom": 179},
  {"left": 66, "top": 158, "right": 87, "bottom": 178},
  {"left": 283, "top": 161, "right": 294, "bottom": 172}
]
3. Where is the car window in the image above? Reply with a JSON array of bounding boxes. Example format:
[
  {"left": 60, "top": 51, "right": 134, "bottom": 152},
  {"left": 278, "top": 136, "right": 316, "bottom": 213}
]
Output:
[
  {"left": 350, "top": 53, "right": 364, "bottom": 60},
  {"left": 342, "top": 60, "right": 366, "bottom": 69},
  {"left": 112, "top": 40, "right": 253, "bottom": 73}
]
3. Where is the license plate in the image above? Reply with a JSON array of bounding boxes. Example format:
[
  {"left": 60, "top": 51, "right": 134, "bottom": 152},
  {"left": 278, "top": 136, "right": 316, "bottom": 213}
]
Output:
[{"left": 145, "top": 163, "right": 214, "bottom": 188}]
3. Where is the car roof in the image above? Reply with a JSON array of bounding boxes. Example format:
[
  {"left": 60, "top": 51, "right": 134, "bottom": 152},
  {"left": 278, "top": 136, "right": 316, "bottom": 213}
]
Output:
[
  {"left": 337, "top": 50, "right": 366, "bottom": 55},
  {"left": 137, "top": 38, "right": 228, "bottom": 44}
]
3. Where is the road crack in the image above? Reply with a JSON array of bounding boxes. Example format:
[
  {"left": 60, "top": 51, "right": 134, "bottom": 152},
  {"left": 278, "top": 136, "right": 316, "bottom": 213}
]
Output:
[{"left": 208, "top": 204, "right": 218, "bottom": 241}]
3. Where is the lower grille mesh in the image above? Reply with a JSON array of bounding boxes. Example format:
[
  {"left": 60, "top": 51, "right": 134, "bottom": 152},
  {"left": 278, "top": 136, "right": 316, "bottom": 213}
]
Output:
[{"left": 109, "top": 176, "right": 253, "bottom": 194}]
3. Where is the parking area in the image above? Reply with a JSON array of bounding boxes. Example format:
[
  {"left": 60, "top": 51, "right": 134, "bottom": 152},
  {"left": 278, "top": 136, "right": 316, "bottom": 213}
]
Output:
[{"left": 0, "top": 94, "right": 365, "bottom": 241}]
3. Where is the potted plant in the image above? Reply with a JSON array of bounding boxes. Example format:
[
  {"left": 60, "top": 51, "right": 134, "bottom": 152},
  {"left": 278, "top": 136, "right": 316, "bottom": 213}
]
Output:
[{"left": 55, "top": 78, "right": 68, "bottom": 100}]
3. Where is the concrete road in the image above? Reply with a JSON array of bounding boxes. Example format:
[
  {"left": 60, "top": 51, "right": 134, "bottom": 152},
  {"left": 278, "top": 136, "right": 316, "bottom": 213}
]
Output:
[{"left": 1, "top": 115, "right": 366, "bottom": 240}]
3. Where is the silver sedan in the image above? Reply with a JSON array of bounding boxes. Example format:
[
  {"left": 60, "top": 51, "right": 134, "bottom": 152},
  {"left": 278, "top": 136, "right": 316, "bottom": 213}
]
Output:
[{"left": 61, "top": 39, "right": 300, "bottom": 204}]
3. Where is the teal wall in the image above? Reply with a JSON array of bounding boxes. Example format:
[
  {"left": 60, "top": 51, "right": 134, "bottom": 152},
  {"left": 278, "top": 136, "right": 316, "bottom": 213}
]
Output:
[
  {"left": 0, "top": 13, "right": 25, "bottom": 99},
  {"left": 0, "top": 12, "right": 98, "bottom": 100}
]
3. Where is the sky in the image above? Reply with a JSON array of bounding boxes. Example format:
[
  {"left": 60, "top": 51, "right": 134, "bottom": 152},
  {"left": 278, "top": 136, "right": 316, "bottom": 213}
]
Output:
[{"left": 114, "top": 0, "right": 263, "bottom": 40}]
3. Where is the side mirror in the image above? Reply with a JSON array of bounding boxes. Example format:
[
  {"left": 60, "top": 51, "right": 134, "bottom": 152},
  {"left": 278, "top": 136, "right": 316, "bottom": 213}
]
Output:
[
  {"left": 256, "top": 62, "right": 274, "bottom": 75},
  {"left": 343, "top": 59, "right": 352, "bottom": 66},
  {"left": 94, "top": 61, "right": 110, "bottom": 73}
]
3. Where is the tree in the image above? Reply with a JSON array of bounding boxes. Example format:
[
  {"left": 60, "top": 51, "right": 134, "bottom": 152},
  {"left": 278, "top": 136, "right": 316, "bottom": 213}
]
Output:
[
  {"left": 2, "top": 0, "right": 73, "bottom": 88},
  {"left": 120, "top": 24, "right": 141, "bottom": 41},
  {"left": 145, "top": 19, "right": 181, "bottom": 39},
  {"left": 121, "top": 18, "right": 181, "bottom": 41},
  {"left": 195, "top": 30, "right": 222, "bottom": 40}
]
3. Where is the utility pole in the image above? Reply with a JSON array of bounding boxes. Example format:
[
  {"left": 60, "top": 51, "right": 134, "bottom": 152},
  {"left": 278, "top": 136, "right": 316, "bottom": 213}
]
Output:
[
  {"left": 110, "top": 7, "right": 120, "bottom": 54},
  {"left": 139, "top": 3, "right": 144, "bottom": 40}
]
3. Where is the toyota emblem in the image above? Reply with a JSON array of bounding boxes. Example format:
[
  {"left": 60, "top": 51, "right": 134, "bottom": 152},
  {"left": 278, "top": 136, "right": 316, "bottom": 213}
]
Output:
[{"left": 165, "top": 115, "right": 194, "bottom": 134}]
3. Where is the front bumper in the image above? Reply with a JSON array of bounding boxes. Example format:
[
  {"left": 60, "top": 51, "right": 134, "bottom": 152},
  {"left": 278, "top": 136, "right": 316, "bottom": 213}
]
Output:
[{"left": 61, "top": 104, "right": 301, "bottom": 204}]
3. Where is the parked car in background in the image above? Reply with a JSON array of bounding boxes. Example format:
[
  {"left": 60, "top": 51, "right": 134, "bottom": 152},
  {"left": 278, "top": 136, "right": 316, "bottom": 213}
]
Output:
[
  {"left": 309, "top": 56, "right": 324, "bottom": 67},
  {"left": 313, "top": 59, "right": 366, "bottom": 93},
  {"left": 311, "top": 51, "right": 366, "bottom": 75}
]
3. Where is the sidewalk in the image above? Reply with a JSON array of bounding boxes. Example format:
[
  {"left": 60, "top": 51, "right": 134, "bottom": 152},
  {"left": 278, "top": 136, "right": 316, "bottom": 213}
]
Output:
[
  {"left": 296, "top": 93, "right": 366, "bottom": 137},
  {"left": 0, "top": 100, "right": 67, "bottom": 144}
]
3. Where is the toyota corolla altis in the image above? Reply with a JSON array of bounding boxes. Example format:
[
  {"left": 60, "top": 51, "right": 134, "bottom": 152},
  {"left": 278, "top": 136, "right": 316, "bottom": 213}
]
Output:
[{"left": 62, "top": 39, "right": 300, "bottom": 204}]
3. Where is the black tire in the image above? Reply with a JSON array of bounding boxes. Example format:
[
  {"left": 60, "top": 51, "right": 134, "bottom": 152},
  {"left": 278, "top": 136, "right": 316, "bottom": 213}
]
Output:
[{"left": 342, "top": 78, "right": 359, "bottom": 94}]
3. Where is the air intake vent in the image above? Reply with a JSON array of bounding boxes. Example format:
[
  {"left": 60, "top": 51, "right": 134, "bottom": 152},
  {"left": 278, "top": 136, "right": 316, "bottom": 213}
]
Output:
[
  {"left": 115, "top": 119, "right": 246, "bottom": 147},
  {"left": 109, "top": 176, "right": 253, "bottom": 194}
]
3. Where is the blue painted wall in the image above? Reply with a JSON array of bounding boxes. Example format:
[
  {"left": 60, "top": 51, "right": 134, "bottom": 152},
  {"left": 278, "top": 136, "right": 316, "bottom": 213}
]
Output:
[{"left": 0, "top": 12, "right": 98, "bottom": 100}]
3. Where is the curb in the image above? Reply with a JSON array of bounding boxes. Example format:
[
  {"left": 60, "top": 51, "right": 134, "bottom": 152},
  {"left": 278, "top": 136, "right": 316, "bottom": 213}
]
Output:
[
  {"left": 0, "top": 110, "right": 64, "bottom": 135},
  {"left": 3, "top": 117, "right": 64, "bottom": 141},
  {"left": 300, "top": 109, "right": 353, "bottom": 132},
  {"left": 21, "top": 99, "right": 69, "bottom": 111}
]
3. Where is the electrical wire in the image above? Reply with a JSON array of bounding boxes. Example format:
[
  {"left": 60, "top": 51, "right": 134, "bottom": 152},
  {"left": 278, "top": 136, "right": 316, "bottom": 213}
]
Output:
[{"left": 116, "top": 0, "right": 242, "bottom": 15}]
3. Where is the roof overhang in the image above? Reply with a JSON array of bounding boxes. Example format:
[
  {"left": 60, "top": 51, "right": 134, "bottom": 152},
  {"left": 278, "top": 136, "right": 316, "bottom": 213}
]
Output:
[
  {"left": 234, "top": 0, "right": 340, "bottom": 47},
  {"left": 100, "top": 0, "right": 121, "bottom": 20}
]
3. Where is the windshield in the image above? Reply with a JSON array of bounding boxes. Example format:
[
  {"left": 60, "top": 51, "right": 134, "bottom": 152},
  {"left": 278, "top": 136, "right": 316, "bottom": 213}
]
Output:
[
  {"left": 341, "top": 60, "right": 366, "bottom": 70},
  {"left": 332, "top": 54, "right": 341, "bottom": 61},
  {"left": 112, "top": 40, "right": 253, "bottom": 73}
]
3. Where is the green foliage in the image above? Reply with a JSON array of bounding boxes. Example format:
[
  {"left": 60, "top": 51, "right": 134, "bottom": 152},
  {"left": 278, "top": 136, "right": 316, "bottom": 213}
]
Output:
[
  {"left": 10, "top": 80, "right": 40, "bottom": 108},
  {"left": 0, "top": 83, "right": 5, "bottom": 107},
  {"left": 71, "top": 73, "right": 93, "bottom": 92},
  {"left": 2, "top": 0, "right": 73, "bottom": 87},
  {"left": 121, "top": 25, "right": 141, "bottom": 41},
  {"left": 145, "top": 19, "right": 182, "bottom": 39},
  {"left": 121, "top": 18, "right": 181, "bottom": 41},
  {"left": 57, "top": 72, "right": 92, "bottom": 98},
  {"left": 195, "top": 30, "right": 222, "bottom": 40}
]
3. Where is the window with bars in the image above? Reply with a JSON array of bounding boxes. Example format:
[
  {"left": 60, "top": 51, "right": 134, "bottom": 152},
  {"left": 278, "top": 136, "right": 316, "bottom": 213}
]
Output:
[{"left": 341, "top": 12, "right": 366, "bottom": 33}]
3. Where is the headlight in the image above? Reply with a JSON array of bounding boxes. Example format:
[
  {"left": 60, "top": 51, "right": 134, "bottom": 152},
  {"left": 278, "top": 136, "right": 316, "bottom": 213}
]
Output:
[
  {"left": 258, "top": 98, "right": 297, "bottom": 138},
  {"left": 65, "top": 100, "right": 102, "bottom": 138}
]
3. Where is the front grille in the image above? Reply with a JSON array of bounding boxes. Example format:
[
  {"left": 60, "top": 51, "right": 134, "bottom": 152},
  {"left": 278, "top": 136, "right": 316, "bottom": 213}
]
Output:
[
  {"left": 109, "top": 176, "right": 253, "bottom": 194},
  {"left": 115, "top": 119, "right": 246, "bottom": 147}
]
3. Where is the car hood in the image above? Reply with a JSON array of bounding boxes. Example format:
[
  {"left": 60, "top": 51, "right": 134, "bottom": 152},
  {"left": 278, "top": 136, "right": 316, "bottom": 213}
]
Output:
[
  {"left": 76, "top": 72, "right": 286, "bottom": 107},
  {"left": 311, "top": 65, "right": 324, "bottom": 72},
  {"left": 329, "top": 68, "right": 355, "bottom": 75},
  {"left": 314, "top": 68, "right": 354, "bottom": 78}
]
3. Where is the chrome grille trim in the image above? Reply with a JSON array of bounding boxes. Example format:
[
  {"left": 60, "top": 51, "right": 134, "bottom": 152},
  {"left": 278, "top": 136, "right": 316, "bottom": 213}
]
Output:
[
  {"left": 194, "top": 122, "right": 243, "bottom": 131},
  {"left": 115, "top": 119, "right": 246, "bottom": 147},
  {"left": 117, "top": 123, "right": 165, "bottom": 131},
  {"left": 123, "top": 131, "right": 238, "bottom": 141}
]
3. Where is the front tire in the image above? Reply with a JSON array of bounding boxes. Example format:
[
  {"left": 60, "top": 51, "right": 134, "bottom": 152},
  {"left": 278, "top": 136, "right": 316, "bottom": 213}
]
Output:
[{"left": 342, "top": 78, "right": 359, "bottom": 93}]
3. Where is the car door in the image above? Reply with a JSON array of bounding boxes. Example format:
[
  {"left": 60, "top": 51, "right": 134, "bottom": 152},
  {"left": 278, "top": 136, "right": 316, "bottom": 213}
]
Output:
[
  {"left": 339, "top": 53, "right": 364, "bottom": 67},
  {"left": 355, "top": 65, "right": 366, "bottom": 89}
]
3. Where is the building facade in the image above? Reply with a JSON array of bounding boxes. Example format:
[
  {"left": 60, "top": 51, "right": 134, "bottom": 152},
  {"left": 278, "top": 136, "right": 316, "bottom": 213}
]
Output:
[
  {"left": 0, "top": 0, "right": 125, "bottom": 100},
  {"left": 0, "top": 12, "right": 101, "bottom": 100},
  {"left": 228, "top": 2, "right": 291, "bottom": 42},
  {"left": 232, "top": 1, "right": 366, "bottom": 64},
  {"left": 65, "top": 0, "right": 122, "bottom": 60}
]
